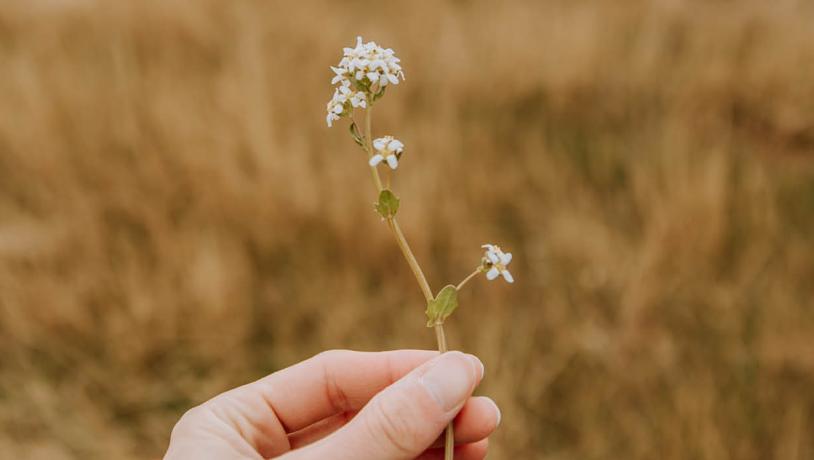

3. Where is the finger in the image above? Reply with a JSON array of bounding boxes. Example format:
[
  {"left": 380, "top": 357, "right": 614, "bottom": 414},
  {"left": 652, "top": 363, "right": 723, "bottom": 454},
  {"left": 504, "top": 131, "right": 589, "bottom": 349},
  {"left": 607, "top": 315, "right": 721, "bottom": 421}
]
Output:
[
  {"left": 290, "top": 351, "right": 484, "bottom": 460},
  {"left": 288, "top": 410, "right": 358, "bottom": 449},
  {"left": 430, "top": 396, "right": 501, "bottom": 448},
  {"left": 417, "top": 439, "right": 490, "bottom": 460},
  {"left": 289, "top": 395, "right": 500, "bottom": 450},
  {"left": 251, "top": 349, "right": 438, "bottom": 432}
]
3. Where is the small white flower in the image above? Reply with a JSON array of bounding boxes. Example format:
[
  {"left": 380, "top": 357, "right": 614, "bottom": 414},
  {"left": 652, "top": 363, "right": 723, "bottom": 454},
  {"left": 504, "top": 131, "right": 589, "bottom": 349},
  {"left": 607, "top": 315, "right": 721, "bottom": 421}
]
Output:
[
  {"left": 325, "top": 82, "right": 367, "bottom": 127},
  {"left": 350, "top": 91, "right": 367, "bottom": 109},
  {"left": 330, "top": 66, "right": 348, "bottom": 85},
  {"left": 481, "top": 244, "right": 514, "bottom": 283},
  {"left": 326, "top": 36, "right": 405, "bottom": 127},
  {"left": 369, "top": 136, "right": 405, "bottom": 169},
  {"left": 338, "top": 38, "right": 403, "bottom": 89}
]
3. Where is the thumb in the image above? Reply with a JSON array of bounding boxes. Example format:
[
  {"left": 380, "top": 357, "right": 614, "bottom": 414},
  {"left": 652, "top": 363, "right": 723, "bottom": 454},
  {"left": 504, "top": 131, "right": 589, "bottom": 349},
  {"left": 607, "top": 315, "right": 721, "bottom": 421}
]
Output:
[{"left": 291, "top": 351, "right": 483, "bottom": 460}]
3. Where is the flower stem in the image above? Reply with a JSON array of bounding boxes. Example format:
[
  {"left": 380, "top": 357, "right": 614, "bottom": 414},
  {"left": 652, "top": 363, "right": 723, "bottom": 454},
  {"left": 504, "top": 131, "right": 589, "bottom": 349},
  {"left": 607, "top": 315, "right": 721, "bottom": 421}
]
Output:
[
  {"left": 365, "top": 106, "right": 454, "bottom": 460},
  {"left": 365, "top": 107, "right": 384, "bottom": 192},
  {"left": 386, "top": 218, "right": 433, "bottom": 302},
  {"left": 386, "top": 220, "right": 453, "bottom": 460},
  {"left": 434, "top": 323, "right": 455, "bottom": 459},
  {"left": 456, "top": 268, "right": 482, "bottom": 291}
]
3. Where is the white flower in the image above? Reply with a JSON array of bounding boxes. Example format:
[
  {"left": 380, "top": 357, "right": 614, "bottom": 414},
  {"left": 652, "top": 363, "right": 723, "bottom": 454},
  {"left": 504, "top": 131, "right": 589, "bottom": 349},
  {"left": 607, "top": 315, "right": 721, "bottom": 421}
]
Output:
[
  {"left": 326, "top": 36, "right": 404, "bottom": 127},
  {"left": 350, "top": 92, "right": 367, "bottom": 108},
  {"left": 482, "top": 244, "right": 514, "bottom": 283},
  {"left": 335, "top": 36, "right": 404, "bottom": 92},
  {"left": 369, "top": 136, "right": 405, "bottom": 169},
  {"left": 325, "top": 82, "right": 367, "bottom": 127}
]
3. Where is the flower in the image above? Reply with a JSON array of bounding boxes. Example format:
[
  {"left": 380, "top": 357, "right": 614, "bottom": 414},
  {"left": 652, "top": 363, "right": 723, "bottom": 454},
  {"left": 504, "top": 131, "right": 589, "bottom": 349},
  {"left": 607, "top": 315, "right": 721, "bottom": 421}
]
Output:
[
  {"left": 481, "top": 244, "right": 514, "bottom": 283},
  {"left": 337, "top": 36, "right": 404, "bottom": 93},
  {"left": 326, "top": 36, "right": 404, "bottom": 127},
  {"left": 325, "top": 81, "right": 367, "bottom": 127},
  {"left": 369, "top": 136, "right": 404, "bottom": 169}
]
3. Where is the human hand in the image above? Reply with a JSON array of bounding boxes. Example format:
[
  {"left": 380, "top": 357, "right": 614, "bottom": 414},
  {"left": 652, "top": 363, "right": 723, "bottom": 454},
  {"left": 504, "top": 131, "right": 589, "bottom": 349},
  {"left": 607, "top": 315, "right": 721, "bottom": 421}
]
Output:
[{"left": 164, "top": 350, "right": 500, "bottom": 459}]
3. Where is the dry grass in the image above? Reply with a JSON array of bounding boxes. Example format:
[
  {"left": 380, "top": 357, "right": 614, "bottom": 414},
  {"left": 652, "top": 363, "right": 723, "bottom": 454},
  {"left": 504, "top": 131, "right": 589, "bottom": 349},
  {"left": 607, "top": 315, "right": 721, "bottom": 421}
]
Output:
[{"left": 0, "top": 0, "right": 813, "bottom": 458}]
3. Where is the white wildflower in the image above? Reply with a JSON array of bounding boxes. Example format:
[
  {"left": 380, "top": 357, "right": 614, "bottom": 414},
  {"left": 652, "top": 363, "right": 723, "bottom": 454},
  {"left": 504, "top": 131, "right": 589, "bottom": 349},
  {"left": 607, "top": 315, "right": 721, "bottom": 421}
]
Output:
[
  {"left": 325, "top": 82, "right": 367, "bottom": 127},
  {"left": 482, "top": 244, "right": 514, "bottom": 283},
  {"left": 350, "top": 92, "right": 367, "bottom": 110},
  {"left": 369, "top": 136, "right": 405, "bottom": 169},
  {"left": 337, "top": 36, "right": 404, "bottom": 94},
  {"left": 326, "top": 36, "right": 405, "bottom": 127}
]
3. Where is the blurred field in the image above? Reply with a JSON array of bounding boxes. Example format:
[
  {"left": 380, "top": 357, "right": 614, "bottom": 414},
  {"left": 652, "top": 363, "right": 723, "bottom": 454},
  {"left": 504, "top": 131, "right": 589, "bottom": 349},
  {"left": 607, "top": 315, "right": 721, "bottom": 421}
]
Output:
[{"left": 1, "top": 0, "right": 813, "bottom": 458}]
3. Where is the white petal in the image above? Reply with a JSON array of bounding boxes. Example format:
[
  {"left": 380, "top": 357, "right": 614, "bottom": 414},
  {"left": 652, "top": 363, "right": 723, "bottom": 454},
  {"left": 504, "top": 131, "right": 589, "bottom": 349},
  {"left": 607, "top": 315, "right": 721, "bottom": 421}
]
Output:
[
  {"left": 373, "top": 138, "right": 386, "bottom": 150},
  {"left": 487, "top": 252, "right": 499, "bottom": 264},
  {"left": 387, "top": 73, "right": 399, "bottom": 85},
  {"left": 369, "top": 154, "right": 384, "bottom": 167},
  {"left": 486, "top": 267, "right": 500, "bottom": 280},
  {"left": 502, "top": 270, "right": 514, "bottom": 283},
  {"left": 386, "top": 155, "right": 399, "bottom": 169},
  {"left": 366, "top": 72, "right": 379, "bottom": 82},
  {"left": 500, "top": 253, "right": 512, "bottom": 265},
  {"left": 388, "top": 140, "right": 403, "bottom": 151}
]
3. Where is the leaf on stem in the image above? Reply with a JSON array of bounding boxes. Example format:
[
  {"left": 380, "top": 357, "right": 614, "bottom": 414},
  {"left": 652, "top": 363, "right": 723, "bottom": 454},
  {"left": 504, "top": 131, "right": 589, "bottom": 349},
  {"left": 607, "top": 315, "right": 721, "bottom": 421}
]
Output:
[
  {"left": 425, "top": 285, "right": 459, "bottom": 327},
  {"left": 349, "top": 122, "right": 365, "bottom": 147},
  {"left": 374, "top": 189, "right": 400, "bottom": 219}
]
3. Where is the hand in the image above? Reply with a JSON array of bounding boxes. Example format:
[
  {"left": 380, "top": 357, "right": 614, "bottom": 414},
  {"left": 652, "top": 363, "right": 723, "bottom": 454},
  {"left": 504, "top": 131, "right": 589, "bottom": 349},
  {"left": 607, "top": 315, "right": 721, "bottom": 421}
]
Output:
[{"left": 164, "top": 350, "right": 500, "bottom": 460}]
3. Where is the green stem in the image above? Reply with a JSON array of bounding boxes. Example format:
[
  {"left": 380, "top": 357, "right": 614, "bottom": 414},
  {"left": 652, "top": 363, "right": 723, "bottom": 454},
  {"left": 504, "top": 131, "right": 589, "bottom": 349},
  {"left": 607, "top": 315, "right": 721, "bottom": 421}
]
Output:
[
  {"left": 365, "top": 107, "right": 383, "bottom": 192},
  {"left": 456, "top": 268, "right": 482, "bottom": 291},
  {"left": 364, "top": 106, "right": 454, "bottom": 460},
  {"left": 434, "top": 324, "right": 455, "bottom": 459},
  {"left": 386, "top": 218, "right": 433, "bottom": 302}
]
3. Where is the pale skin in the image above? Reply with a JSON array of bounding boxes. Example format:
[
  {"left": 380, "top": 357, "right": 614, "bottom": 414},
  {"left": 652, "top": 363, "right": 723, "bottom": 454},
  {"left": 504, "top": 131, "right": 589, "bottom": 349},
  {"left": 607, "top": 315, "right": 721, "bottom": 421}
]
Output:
[{"left": 164, "top": 350, "right": 500, "bottom": 460}]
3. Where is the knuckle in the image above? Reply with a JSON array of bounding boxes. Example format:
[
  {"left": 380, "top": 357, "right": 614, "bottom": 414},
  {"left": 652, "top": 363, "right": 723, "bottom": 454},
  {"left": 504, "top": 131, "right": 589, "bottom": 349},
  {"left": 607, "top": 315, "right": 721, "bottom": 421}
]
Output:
[
  {"left": 314, "top": 349, "right": 348, "bottom": 362},
  {"left": 312, "top": 349, "right": 353, "bottom": 369}
]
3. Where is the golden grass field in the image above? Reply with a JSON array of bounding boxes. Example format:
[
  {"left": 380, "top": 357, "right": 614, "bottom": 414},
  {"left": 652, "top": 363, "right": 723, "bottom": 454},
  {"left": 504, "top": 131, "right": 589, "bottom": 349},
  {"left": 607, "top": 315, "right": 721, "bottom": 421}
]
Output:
[{"left": 1, "top": 0, "right": 813, "bottom": 458}]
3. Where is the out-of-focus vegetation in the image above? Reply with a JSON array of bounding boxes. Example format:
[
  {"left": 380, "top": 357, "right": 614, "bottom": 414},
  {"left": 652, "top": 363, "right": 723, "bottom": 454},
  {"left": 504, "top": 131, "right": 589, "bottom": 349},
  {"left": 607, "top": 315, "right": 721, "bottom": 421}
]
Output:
[{"left": 0, "top": 0, "right": 813, "bottom": 458}]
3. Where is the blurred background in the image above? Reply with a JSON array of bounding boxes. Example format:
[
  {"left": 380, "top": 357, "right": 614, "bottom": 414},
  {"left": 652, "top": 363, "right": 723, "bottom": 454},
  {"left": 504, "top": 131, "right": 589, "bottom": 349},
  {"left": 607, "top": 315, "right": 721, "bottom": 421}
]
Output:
[{"left": 1, "top": 0, "right": 813, "bottom": 458}]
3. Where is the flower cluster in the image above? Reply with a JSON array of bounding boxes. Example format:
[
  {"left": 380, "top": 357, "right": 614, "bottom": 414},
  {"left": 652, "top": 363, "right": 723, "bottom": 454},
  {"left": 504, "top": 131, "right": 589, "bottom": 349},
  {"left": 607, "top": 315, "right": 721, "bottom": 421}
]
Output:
[
  {"left": 325, "top": 36, "right": 404, "bottom": 127},
  {"left": 369, "top": 136, "right": 405, "bottom": 169},
  {"left": 482, "top": 244, "right": 514, "bottom": 283},
  {"left": 326, "top": 85, "right": 367, "bottom": 127}
]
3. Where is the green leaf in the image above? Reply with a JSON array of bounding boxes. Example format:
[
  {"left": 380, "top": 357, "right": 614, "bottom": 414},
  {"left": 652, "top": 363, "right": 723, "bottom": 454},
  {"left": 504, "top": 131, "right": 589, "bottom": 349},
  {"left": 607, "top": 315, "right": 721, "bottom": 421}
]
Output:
[
  {"left": 374, "top": 189, "right": 400, "bottom": 219},
  {"left": 349, "top": 122, "right": 364, "bottom": 147},
  {"left": 425, "top": 285, "right": 459, "bottom": 327}
]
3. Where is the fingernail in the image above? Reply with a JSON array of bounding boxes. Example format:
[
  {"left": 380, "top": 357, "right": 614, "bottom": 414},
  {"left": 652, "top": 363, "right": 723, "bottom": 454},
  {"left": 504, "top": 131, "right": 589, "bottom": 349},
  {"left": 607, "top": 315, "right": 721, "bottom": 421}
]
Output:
[
  {"left": 484, "top": 397, "right": 501, "bottom": 427},
  {"left": 420, "top": 352, "right": 476, "bottom": 412},
  {"left": 468, "top": 354, "right": 484, "bottom": 380}
]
